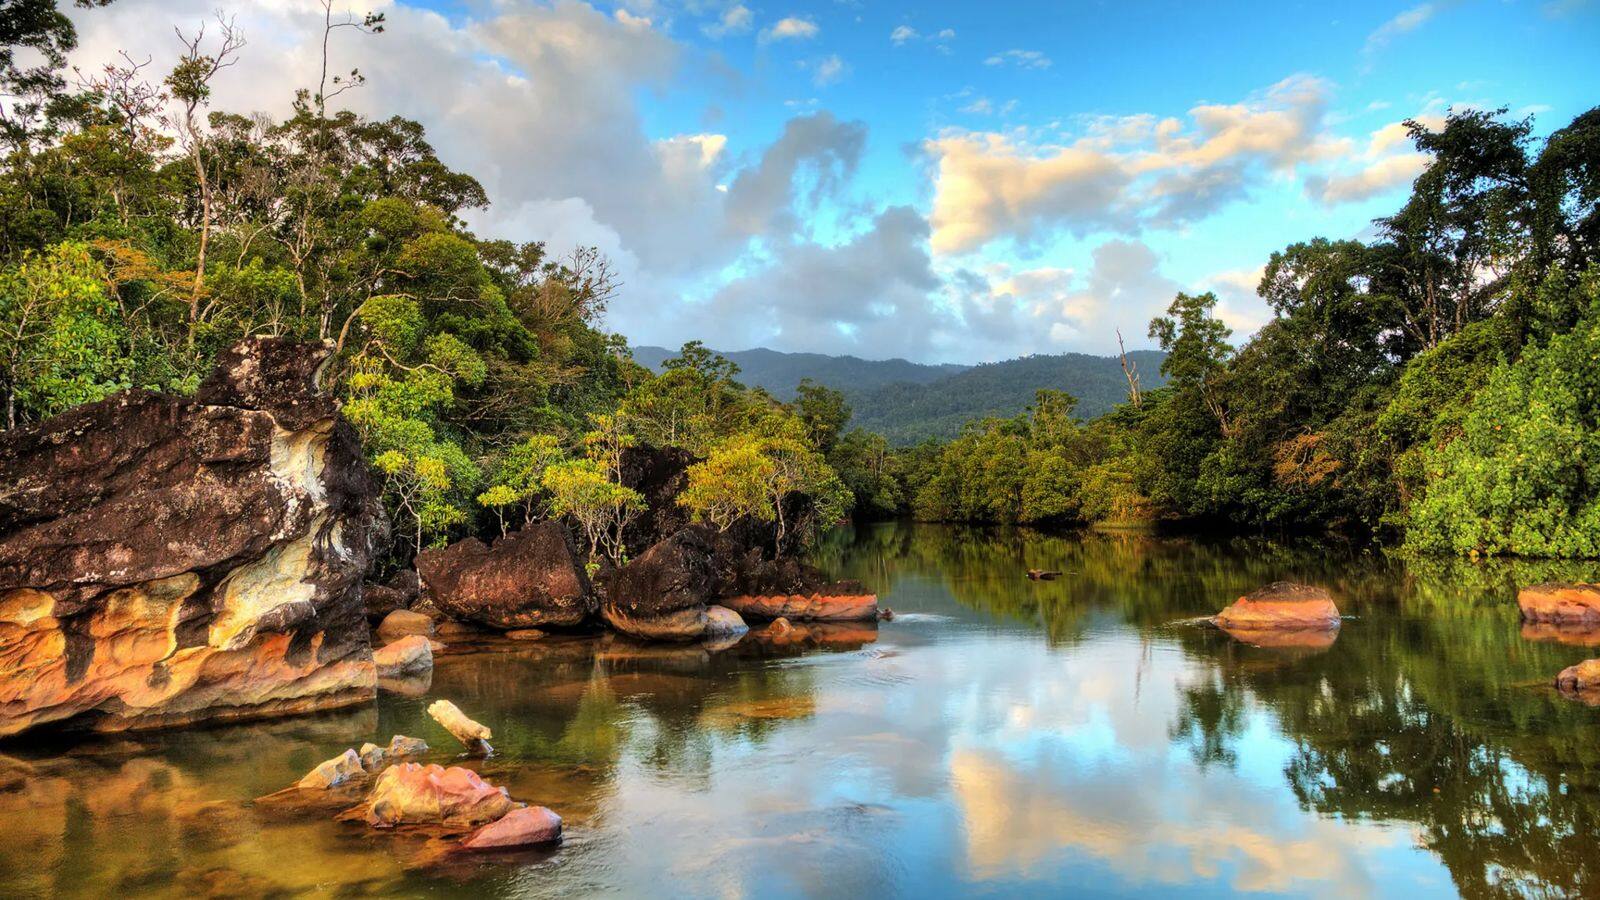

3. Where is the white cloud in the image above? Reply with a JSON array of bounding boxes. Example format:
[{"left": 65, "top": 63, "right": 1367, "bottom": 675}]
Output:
[
  {"left": 984, "top": 49, "right": 1051, "bottom": 69},
  {"left": 812, "top": 54, "right": 848, "bottom": 87},
  {"left": 926, "top": 75, "right": 1350, "bottom": 254},
  {"left": 702, "top": 4, "right": 752, "bottom": 38},
  {"left": 761, "top": 16, "right": 819, "bottom": 43},
  {"left": 890, "top": 25, "right": 918, "bottom": 45},
  {"left": 1363, "top": 2, "right": 1461, "bottom": 61}
]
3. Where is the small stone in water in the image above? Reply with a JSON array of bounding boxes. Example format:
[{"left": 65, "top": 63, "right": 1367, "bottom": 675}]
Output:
[{"left": 297, "top": 749, "right": 364, "bottom": 789}]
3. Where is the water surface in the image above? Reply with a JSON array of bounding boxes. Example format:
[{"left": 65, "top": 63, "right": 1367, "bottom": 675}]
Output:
[{"left": 5, "top": 523, "right": 1600, "bottom": 898}]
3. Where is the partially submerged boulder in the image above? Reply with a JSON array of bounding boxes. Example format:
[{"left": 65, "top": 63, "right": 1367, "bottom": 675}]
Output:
[
  {"left": 298, "top": 749, "right": 365, "bottom": 789},
  {"left": 428, "top": 699, "right": 492, "bottom": 755},
  {"left": 387, "top": 734, "right": 429, "bottom": 757},
  {"left": 599, "top": 527, "right": 722, "bottom": 641},
  {"left": 1214, "top": 582, "right": 1341, "bottom": 632},
  {"left": 721, "top": 591, "right": 878, "bottom": 622},
  {"left": 461, "top": 806, "right": 563, "bottom": 850},
  {"left": 373, "top": 635, "right": 433, "bottom": 679},
  {"left": 417, "top": 523, "right": 594, "bottom": 630},
  {"left": 1556, "top": 658, "right": 1600, "bottom": 703},
  {"left": 0, "top": 337, "right": 386, "bottom": 737},
  {"left": 364, "top": 763, "right": 518, "bottom": 827},
  {"left": 1519, "top": 583, "right": 1600, "bottom": 626}
]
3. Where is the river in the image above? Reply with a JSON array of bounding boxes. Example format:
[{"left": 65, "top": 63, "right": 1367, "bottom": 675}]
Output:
[{"left": 3, "top": 523, "right": 1599, "bottom": 898}]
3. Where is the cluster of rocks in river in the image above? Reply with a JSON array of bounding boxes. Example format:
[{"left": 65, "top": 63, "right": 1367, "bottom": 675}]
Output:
[
  {"left": 277, "top": 702, "right": 561, "bottom": 855},
  {"left": 0, "top": 337, "right": 877, "bottom": 740},
  {"left": 1518, "top": 583, "right": 1600, "bottom": 703}
]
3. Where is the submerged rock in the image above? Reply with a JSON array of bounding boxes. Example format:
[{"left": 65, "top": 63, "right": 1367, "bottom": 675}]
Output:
[
  {"left": 1214, "top": 582, "right": 1340, "bottom": 632},
  {"left": 364, "top": 763, "right": 518, "bottom": 827},
  {"left": 1026, "top": 569, "right": 1062, "bottom": 580},
  {"left": 0, "top": 337, "right": 385, "bottom": 737},
  {"left": 1519, "top": 583, "right": 1600, "bottom": 626},
  {"left": 373, "top": 635, "right": 433, "bottom": 679},
  {"left": 298, "top": 749, "right": 365, "bottom": 789},
  {"left": 427, "top": 699, "right": 493, "bottom": 755},
  {"left": 461, "top": 806, "right": 563, "bottom": 850},
  {"left": 417, "top": 523, "right": 594, "bottom": 630}
]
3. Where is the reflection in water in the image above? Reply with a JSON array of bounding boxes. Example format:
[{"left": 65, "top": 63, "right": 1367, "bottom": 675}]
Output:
[{"left": 4, "top": 523, "right": 1600, "bottom": 897}]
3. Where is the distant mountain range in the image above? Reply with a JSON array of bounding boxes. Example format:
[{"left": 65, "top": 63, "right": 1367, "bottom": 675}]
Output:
[{"left": 631, "top": 345, "right": 1167, "bottom": 445}]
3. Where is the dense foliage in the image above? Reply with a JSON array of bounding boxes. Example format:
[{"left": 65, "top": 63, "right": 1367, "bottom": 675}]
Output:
[{"left": 0, "top": 1, "right": 849, "bottom": 568}]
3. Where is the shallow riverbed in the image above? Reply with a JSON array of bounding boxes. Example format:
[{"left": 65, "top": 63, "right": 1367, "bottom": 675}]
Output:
[{"left": 4, "top": 523, "right": 1600, "bottom": 898}]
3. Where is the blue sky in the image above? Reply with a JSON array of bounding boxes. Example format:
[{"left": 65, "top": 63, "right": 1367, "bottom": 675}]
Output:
[{"left": 72, "top": 0, "right": 1600, "bottom": 361}]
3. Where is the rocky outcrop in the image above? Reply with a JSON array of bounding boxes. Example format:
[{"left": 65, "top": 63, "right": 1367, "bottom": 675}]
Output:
[
  {"left": 1214, "top": 582, "right": 1341, "bottom": 633},
  {"left": 364, "top": 763, "right": 518, "bottom": 827},
  {"left": 618, "top": 444, "right": 696, "bottom": 554},
  {"left": 416, "top": 523, "right": 593, "bottom": 630},
  {"left": 0, "top": 337, "right": 385, "bottom": 737},
  {"left": 1519, "top": 583, "right": 1600, "bottom": 626}
]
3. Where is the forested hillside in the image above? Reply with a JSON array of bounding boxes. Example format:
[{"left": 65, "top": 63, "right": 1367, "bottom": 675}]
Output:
[
  {"left": 848, "top": 351, "right": 1168, "bottom": 444},
  {"left": 631, "top": 345, "right": 967, "bottom": 399},
  {"left": 634, "top": 344, "right": 1166, "bottom": 444}
]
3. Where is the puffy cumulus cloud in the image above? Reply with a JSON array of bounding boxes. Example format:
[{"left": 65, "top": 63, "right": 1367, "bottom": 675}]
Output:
[
  {"left": 926, "top": 75, "right": 1351, "bottom": 254},
  {"left": 926, "top": 132, "right": 1136, "bottom": 254},
  {"left": 1305, "top": 113, "right": 1443, "bottom": 205},
  {"left": 760, "top": 15, "right": 819, "bottom": 43},
  {"left": 890, "top": 25, "right": 918, "bottom": 45},
  {"left": 891, "top": 25, "right": 955, "bottom": 48}
]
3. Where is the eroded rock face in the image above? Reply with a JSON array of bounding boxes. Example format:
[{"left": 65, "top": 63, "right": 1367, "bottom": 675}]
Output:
[
  {"left": 0, "top": 337, "right": 385, "bottom": 737},
  {"left": 417, "top": 523, "right": 594, "bottom": 630},
  {"left": 1214, "top": 582, "right": 1341, "bottom": 632},
  {"left": 1519, "top": 583, "right": 1600, "bottom": 626}
]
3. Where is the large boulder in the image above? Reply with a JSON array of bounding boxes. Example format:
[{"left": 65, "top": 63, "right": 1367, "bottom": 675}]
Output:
[
  {"left": 363, "top": 763, "right": 518, "bottom": 827},
  {"left": 1556, "top": 658, "right": 1600, "bottom": 704},
  {"left": 1520, "top": 583, "right": 1600, "bottom": 626},
  {"left": 1213, "top": 582, "right": 1341, "bottom": 632},
  {"left": 0, "top": 338, "right": 385, "bottom": 737},
  {"left": 721, "top": 591, "right": 878, "bottom": 622},
  {"left": 416, "top": 523, "right": 594, "bottom": 630},
  {"left": 363, "top": 570, "right": 420, "bottom": 621},
  {"left": 598, "top": 526, "right": 722, "bottom": 640}
]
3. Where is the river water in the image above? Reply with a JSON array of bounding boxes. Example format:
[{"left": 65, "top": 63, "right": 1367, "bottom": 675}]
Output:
[{"left": 4, "top": 523, "right": 1600, "bottom": 898}]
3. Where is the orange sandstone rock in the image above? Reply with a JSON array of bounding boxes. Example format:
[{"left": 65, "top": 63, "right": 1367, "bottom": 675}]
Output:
[
  {"left": 1214, "top": 582, "right": 1340, "bottom": 632},
  {"left": 1519, "top": 583, "right": 1600, "bottom": 625},
  {"left": 373, "top": 635, "right": 433, "bottom": 678},
  {"left": 721, "top": 592, "right": 879, "bottom": 622}
]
